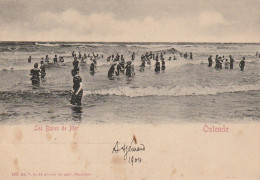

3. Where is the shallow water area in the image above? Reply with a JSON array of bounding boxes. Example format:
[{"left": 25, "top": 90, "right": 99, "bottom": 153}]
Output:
[{"left": 0, "top": 42, "right": 260, "bottom": 124}]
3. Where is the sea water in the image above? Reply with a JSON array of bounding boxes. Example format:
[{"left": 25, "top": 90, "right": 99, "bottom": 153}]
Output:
[{"left": 0, "top": 42, "right": 259, "bottom": 124}]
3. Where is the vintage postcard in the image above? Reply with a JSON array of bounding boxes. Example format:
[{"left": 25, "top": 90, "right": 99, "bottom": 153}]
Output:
[{"left": 0, "top": 0, "right": 259, "bottom": 179}]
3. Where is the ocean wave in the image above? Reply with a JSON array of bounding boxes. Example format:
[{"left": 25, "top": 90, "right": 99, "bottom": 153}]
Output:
[
  {"left": 83, "top": 83, "right": 260, "bottom": 97},
  {"left": 0, "top": 83, "right": 259, "bottom": 99},
  {"left": 0, "top": 48, "right": 12, "bottom": 52},
  {"left": 35, "top": 42, "right": 60, "bottom": 47}
]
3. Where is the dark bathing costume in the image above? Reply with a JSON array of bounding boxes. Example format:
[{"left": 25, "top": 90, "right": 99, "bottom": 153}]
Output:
[
  {"left": 71, "top": 74, "right": 83, "bottom": 106},
  {"left": 40, "top": 64, "right": 46, "bottom": 78},
  {"left": 30, "top": 68, "right": 40, "bottom": 86},
  {"left": 155, "top": 61, "right": 160, "bottom": 72}
]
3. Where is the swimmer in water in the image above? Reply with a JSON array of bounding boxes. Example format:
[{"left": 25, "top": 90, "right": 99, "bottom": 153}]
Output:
[
  {"left": 215, "top": 55, "right": 219, "bottom": 69},
  {"left": 119, "top": 59, "right": 125, "bottom": 73},
  {"left": 140, "top": 59, "right": 145, "bottom": 72},
  {"left": 208, "top": 55, "right": 213, "bottom": 67},
  {"left": 40, "top": 59, "right": 46, "bottom": 79},
  {"left": 45, "top": 55, "right": 49, "bottom": 63},
  {"left": 53, "top": 55, "right": 58, "bottom": 63},
  {"left": 90, "top": 62, "right": 95, "bottom": 75},
  {"left": 125, "top": 61, "right": 132, "bottom": 77},
  {"left": 108, "top": 63, "right": 116, "bottom": 78},
  {"left": 131, "top": 52, "right": 135, "bottom": 61},
  {"left": 229, "top": 55, "right": 235, "bottom": 69},
  {"left": 161, "top": 59, "right": 165, "bottom": 71},
  {"left": 30, "top": 63, "right": 41, "bottom": 86},
  {"left": 239, "top": 57, "right": 245, "bottom": 71},
  {"left": 73, "top": 57, "right": 79, "bottom": 69},
  {"left": 70, "top": 68, "right": 83, "bottom": 106},
  {"left": 59, "top": 57, "right": 64, "bottom": 62},
  {"left": 224, "top": 59, "right": 229, "bottom": 69},
  {"left": 116, "top": 62, "right": 122, "bottom": 76},
  {"left": 155, "top": 59, "right": 160, "bottom": 73},
  {"left": 28, "top": 56, "right": 32, "bottom": 63}
]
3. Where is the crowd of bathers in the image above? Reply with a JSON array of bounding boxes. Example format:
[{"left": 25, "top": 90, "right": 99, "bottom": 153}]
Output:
[
  {"left": 207, "top": 54, "right": 246, "bottom": 71},
  {"left": 28, "top": 49, "right": 257, "bottom": 106}
]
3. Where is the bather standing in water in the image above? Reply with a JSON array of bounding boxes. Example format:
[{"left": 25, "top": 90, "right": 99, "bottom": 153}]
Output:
[
  {"left": 28, "top": 56, "right": 32, "bottom": 63},
  {"left": 40, "top": 59, "right": 46, "bottom": 79},
  {"left": 30, "top": 63, "right": 41, "bottom": 86},
  {"left": 239, "top": 57, "right": 245, "bottom": 71},
  {"left": 70, "top": 68, "right": 83, "bottom": 106},
  {"left": 208, "top": 55, "right": 213, "bottom": 67},
  {"left": 161, "top": 59, "right": 165, "bottom": 71},
  {"left": 155, "top": 59, "right": 160, "bottom": 73},
  {"left": 229, "top": 55, "right": 235, "bottom": 69}
]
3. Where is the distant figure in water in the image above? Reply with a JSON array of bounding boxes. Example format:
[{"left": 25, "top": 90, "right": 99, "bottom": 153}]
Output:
[
  {"left": 155, "top": 59, "right": 160, "bottom": 73},
  {"left": 161, "top": 59, "right": 165, "bottom": 71},
  {"left": 70, "top": 68, "right": 83, "bottom": 106},
  {"left": 53, "top": 55, "right": 58, "bottom": 63},
  {"left": 190, "top": 52, "right": 193, "bottom": 60},
  {"left": 116, "top": 62, "right": 121, "bottom": 76},
  {"left": 125, "top": 61, "right": 132, "bottom": 77},
  {"left": 90, "top": 62, "right": 95, "bottom": 75},
  {"left": 28, "top": 56, "right": 32, "bottom": 63},
  {"left": 45, "top": 55, "right": 49, "bottom": 63},
  {"left": 239, "top": 57, "right": 245, "bottom": 71},
  {"left": 208, "top": 55, "right": 213, "bottom": 67},
  {"left": 73, "top": 57, "right": 79, "bottom": 69},
  {"left": 140, "top": 60, "right": 145, "bottom": 72},
  {"left": 30, "top": 63, "right": 40, "bottom": 86},
  {"left": 131, "top": 52, "right": 135, "bottom": 61},
  {"left": 40, "top": 59, "right": 46, "bottom": 79},
  {"left": 59, "top": 57, "right": 64, "bottom": 62},
  {"left": 224, "top": 59, "right": 229, "bottom": 69},
  {"left": 108, "top": 63, "right": 116, "bottom": 78},
  {"left": 79, "top": 52, "right": 81, "bottom": 59},
  {"left": 229, "top": 55, "right": 234, "bottom": 69},
  {"left": 72, "top": 51, "right": 75, "bottom": 57},
  {"left": 215, "top": 55, "right": 218, "bottom": 69}
]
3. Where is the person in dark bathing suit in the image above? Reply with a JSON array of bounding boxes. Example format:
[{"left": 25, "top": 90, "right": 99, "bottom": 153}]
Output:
[
  {"left": 119, "top": 60, "right": 125, "bottom": 73},
  {"left": 53, "top": 55, "right": 58, "bottom": 63},
  {"left": 70, "top": 68, "right": 83, "bottom": 106},
  {"left": 208, "top": 55, "right": 213, "bottom": 67},
  {"left": 239, "top": 57, "right": 245, "bottom": 71},
  {"left": 140, "top": 60, "right": 145, "bottom": 72},
  {"left": 229, "top": 55, "right": 234, "bottom": 69},
  {"left": 90, "top": 62, "right": 95, "bottom": 75},
  {"left": 73, "top": 57, "right": 79, "bottom": 69},
  {"left": 108, "top": 63, "right": 116, "bottom": 78},
  {"left": 215, "top": 55, "right": 218, "bottom": 69},
  {"left": 155, "top": 59, "right": 160, "bottom": 73},
  {"left": 161, "top": 59, "right": 165, "bottom": 71},
  {"left": 45, "top": 55, "right": 49, "bottom": 63},
  {"left": 28, "top": 56, "right": 32, "bottom": 63},
  {"left": 40, "top": 60, "right": 46, "bottom": 79},
  {"left": 116, "top": 63, "right": 122, "bottom": 76},
  {"left": 125, "top": 61, "right": 132, "bottom": 77},
  {"left": 30, "top": 63, "right": 41, "bottom": 86}
]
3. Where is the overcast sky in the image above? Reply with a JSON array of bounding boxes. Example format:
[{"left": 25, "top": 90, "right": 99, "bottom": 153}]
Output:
[{"left": 0, "top": 0, "right": 259, "bottom": 42}]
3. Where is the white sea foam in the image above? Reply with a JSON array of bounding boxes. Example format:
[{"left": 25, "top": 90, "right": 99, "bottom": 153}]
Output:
[
  {"left": 83, "top": 83, "right": 260, "bottom": 97},
  {"left": 35, "top": 42, "right": 60, "bottom": 47}
]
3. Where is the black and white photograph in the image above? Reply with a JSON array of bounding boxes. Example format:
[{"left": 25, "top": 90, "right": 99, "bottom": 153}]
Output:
[{"left": 0, "top": 0, "right": 259, "bottom": 179}]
